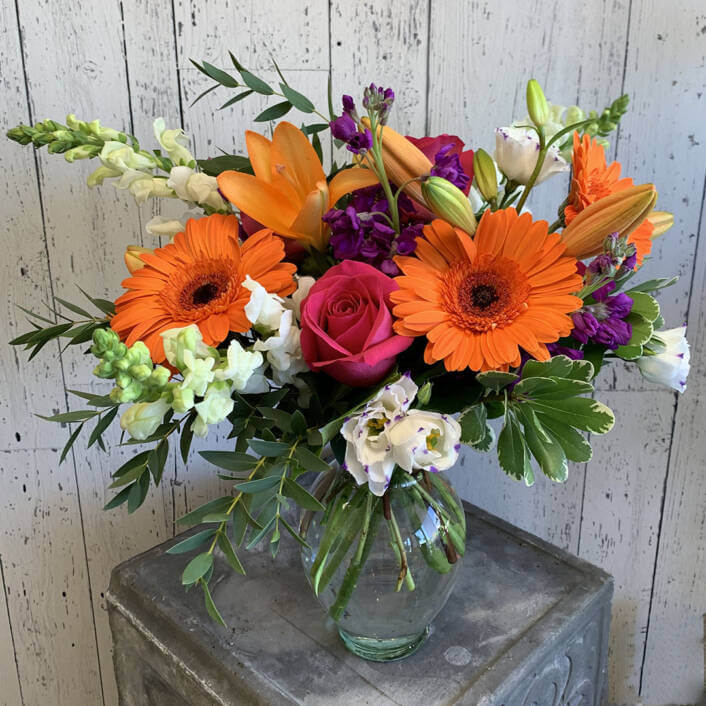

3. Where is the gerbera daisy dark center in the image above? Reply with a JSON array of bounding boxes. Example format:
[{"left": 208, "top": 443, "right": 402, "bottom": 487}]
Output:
[
  {"left": 179, "top": 271, "right": 230, "bottom": 310},
  {"left": 466, "top": 283, "right": 500, "bottom": 310}
]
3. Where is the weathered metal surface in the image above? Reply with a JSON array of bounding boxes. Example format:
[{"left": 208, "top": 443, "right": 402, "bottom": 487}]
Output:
[{"left": 109, "top": 502, "right": 613, "bottom": 705}]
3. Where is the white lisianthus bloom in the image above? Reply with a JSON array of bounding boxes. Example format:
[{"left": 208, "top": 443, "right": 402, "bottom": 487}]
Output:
[
  {"left": 243, "top": 276, "right": 286, "bottom": 332},
  {"left": 341, "top": 410, "right": 397, "bottom": 496},
  {"left": 638, "top": 326, "right": 690, "bottom": 393},
  {"left": 287, "top": 275, "right": 316, "bottom": 321},
  {"left": 194, "top": 381, "right": 234, "bottom": 430},
  {"left": 213, "top": 340, "right": 264, "bottom": 391},
  {"left": 339, "top": 374, "right": 420, "bottom": 495},
  {"left": 494, "top": 126, "right": 569, "bottom": 185},
  {"left": 120, "top": 397, "right": 170, "bottom": 440},
  {"left": 388, "top": 409, "right": 462, "bottom": 473},
  {"left": 153, "top": 118, "right": 195, "bottom": 166},
  {"left": 180, "top": 349, "right": 215, "bottom": 396},
  {"left": 161, "top": 325, "right": 213, "bottom": 369},
  {"left": 167, "top": 166, "right": 226, "bottom": 211}
]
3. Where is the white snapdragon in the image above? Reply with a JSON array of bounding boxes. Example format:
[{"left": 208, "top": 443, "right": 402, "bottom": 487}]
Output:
[
  {"left": 180, "top": 349, "right": 216, "bottom": 396},
  {"left": 213, "top": 340, "right": 266, "bottom": 392},
  {"left": 494, "top": 126, "right": 569, "bottom": 185},
  {"left": 638, "top": 326, "right": 690, "bottom": 393},
  {"left": 145, "top": 210, "right": 199, "bottom": 238},
  {"left": 243, "top": 276, "right": 287, "bottom": 332},
  {"left": 120, "top": 397, "right": 170, "bottom": 441},
  {"left": 253, "top": 310, "right": 308, "bottom": 386},
  {"left": 167, "top": 166, "right": 226, "bottom": 211},
  {"left": 192, "top": 381, "right": 235, "bottom": 437},
  {"left": 153, "top": 118, "right": 194, "bottom": 166},
  {"left": 388, "top": 410, "right": 462, "bottom": 473},
  {"left": 161, "top": 324, "right": 214, "bottom": 369}
]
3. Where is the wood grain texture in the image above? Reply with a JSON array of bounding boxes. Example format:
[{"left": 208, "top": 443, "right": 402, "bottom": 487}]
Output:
[
  {"left": 0, "top": 0, "right": 66, "bottom": 453},
  {"left": 640, "top": 177, "right": 706, "bottom": 704},
  {"left": 0, "top": 448, "right": 103, "bottom": 704},
  {"left": 331, "top": 0, "right": 429, "bottom": 135},
  {"left": 0, "top": 557, "right": 23, "bottom": 706}
]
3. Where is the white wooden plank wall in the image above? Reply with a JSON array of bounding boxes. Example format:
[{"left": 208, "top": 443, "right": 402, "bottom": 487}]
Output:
[{"left": 0, "top": 1, "right": 703, "bottom": 704}]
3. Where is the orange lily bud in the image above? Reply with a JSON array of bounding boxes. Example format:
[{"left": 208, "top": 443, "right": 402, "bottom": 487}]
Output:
[
  {"left": 560, "top": 184, "right": 657, "bottom": 259},
  {"left": 361, "top": 117, "right": 432, "bottom": 205},
  {"left": 124, "top": 245, "right": 153, "bottom": 274},
  {"left": 647, "top": 210, "right": 674, "bottom": 238}
]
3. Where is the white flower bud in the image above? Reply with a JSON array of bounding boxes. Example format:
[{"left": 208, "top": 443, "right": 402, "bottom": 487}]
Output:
[
  {"left": 638, "top": 326, "right": 690, "bottom": 393},
  {"left": 494, "top": 126, "right": 569, "bottom": 185}
]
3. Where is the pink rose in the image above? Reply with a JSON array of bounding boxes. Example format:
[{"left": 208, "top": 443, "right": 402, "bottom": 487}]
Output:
[
  {"left": 300, "top": 261, "right": 413, "bottom": 387},
  {"left": 406, "top": 134, "right": 475, "bottom": 195}
]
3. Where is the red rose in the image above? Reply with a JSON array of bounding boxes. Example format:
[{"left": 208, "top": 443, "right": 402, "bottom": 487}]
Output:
[
  {"left": 300, "top": 261, "right": 413, "bottom": 387},
  {"left": 406, "top": 134, "right": 475, "bottom": 194}
]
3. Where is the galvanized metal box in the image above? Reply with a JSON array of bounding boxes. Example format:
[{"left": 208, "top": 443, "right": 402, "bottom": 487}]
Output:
[{"left": 108, "top": 502, "right": 612, "bottom": 705}]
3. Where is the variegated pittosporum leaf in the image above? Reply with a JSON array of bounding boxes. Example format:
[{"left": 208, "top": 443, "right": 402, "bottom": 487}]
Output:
[{"left": 495, "top": 356, "right": 615, "bottom": 485}]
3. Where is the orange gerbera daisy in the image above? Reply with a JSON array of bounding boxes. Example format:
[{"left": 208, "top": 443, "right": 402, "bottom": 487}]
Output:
[
  {"left": 111, "top": 214, "right": 296, "bottom": 362},
  {"left": 565, "top": 131, "right": 654, "bottom": 265},
  {"left": 391, "top": 211, "right": 583, "bottom": 372}
]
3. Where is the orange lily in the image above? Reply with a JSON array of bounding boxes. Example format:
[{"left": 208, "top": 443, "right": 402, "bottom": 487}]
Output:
[
  {"left": 560, "top": 183, "right": 657, "bottom": 260},
  {"left": 361, "top": 117, "right": 432, "bottom": 205},
  {"left": 217, "top": 122, "right": 379, "bottom": 251}
]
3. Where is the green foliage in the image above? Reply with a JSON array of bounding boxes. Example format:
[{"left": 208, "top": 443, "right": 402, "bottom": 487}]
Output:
[{"left": 493, "top": 356, "right": 615, "bottom": 485}]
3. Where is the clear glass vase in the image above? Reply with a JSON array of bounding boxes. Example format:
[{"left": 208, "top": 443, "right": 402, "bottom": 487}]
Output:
[{"left": 300, "top": 468, "right": 466, "bottom": 662}]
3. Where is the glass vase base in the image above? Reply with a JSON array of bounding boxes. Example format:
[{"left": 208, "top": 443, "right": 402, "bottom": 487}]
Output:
[{"left": 338, "top": 626, "right": 430, "bottom": 662}]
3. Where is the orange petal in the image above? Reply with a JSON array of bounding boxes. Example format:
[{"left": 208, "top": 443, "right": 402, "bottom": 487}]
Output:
[
  {"left": 328, "top": 167, "right": 379, "bottom": 206},
  {"left": 245, "top": 130, "right": 273, "bottom": 181},
  {"left": 271, "top": 122, "right": 326, "bottom": 200},
  {"left": 217, "top": 171, "right": 297, "bottom": 234},
  {"left": 287, "top": 181, "right": 330, "bottom": 251}
]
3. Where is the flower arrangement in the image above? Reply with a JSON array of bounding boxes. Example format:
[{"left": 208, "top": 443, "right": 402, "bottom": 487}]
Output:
[{"left": 7, "top": 59, "right": 689, "bottom": 640}]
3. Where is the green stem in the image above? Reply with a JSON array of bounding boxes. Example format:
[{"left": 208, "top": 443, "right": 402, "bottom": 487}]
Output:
[
  {"left": 329, "top": 494, "right": 380, "bottom": 621},
  {"left": 387, "top": 507, "right": 415, "bottom": 592},
  {"left": 515, "top": 126, "right": 546, "bottom": 213},
  {"left": 366, "top": 112, "right": 401, "bottom": 233},
  {"left": 548, "top": 218, "right": 563, "bottom": 233}
]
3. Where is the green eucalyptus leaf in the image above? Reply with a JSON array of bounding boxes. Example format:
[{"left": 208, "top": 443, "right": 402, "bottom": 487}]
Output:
[
  {"left": 239, "top": 70, "right": 273, "bottom": 95},
  {"left": 282, "top": 477, "right": 325, "bottom": 511},
  {"left": 293, "top": 446, "right": 331, "bottom": 473},
  {"left": 627, "top": 276, "right": 678, "bottom": 293},
  {"left": 248, "top": 439, "right": 290, "bottom": 456},
  {"left": 280, "top": 83, "right": 315, "bottom": 112},
  {"left": 166, "top": 529, "right": 217, "bottom": 555},
  {"left": 254, "top": 101, "right": 292, "bottom": 122},
  {"left": 182, "top": 552, "right": 214, "bottom": 585},
  {"left": 177, "top": 497, "right": 234, "bottom": 525},
  {"left": 200, "top": 450, "right": 258, "bottom": 471},
  {"left": 217, "top": 533, "right": 245, "bottom": 574},
  {"left": 201, "top": 580, "right": 227, "bottom": 627},
  {"left": 234, "top": 475, "right": 281, "bottom": 494},
  {"left": 59, "top": 422, "right": 84, "bottom": 464}
]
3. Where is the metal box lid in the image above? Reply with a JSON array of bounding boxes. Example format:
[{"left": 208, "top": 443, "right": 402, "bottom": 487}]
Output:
[{"left": 108, "top": 502, "right": 613, "bottom": 705}]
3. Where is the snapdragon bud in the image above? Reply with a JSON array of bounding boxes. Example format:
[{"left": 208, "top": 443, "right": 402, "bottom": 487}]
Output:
[
  {"left": 64, "top": 144, "right": 101, "bottom": 162},
  {"left": 421, "top": 176, "right": 477, "bottom": 235},
  {"left": 526, "top": 79, "right": 549, "bottom": 128},
  {"left": 473, "top": 149, "right": 498, "bottom": 202}
]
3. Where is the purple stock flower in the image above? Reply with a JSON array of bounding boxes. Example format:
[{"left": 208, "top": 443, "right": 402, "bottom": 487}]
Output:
[
  {"left": 324, "top": 185, "right": 426, "bottom": 274},
  {"left": 330, "top": 95, "right": 373, "bottom": 154},
  {"left": 571, "top": 280, "right": 634, "bottom": 349},
  {"left": 430, "top": 143, "right": 471, "bottom": 191},
  {"left": 546, "top": 343, "right": 584, "bottom": 360},
  {"left": 362, "top": 84, "right": 395, "bottom": 123}
]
